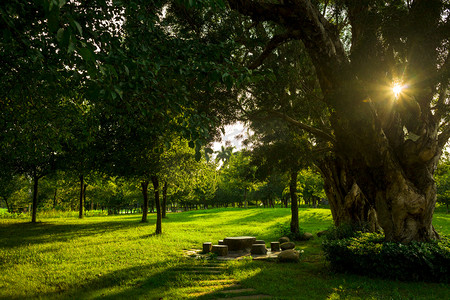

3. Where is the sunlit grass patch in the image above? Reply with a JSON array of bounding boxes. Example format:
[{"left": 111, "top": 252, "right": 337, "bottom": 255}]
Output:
[{"left": 0, "top": 208, "right": 448, "bottom": 299}]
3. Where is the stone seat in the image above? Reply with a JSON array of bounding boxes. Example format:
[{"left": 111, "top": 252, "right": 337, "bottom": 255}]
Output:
[
  {"left": 251, "top": 244, "right": 267, "bottom": 255},
  {"left": 212, "top": 245, "right": 228, "bottom": 256}
]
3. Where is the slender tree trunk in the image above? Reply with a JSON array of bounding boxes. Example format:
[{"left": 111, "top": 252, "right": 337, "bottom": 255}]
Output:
[
  {"left": 53, "top": 188, "right": 57, "bottom": 209},
  {"left": 31, "top": 174, "right": 39, "bottom": 223},
  {"left": 151, "top": 176, "right": 162, "bottom": 234},
  {"left": 244, "top": 189, "right": 248, "bottom": 208},
  {"left": 84, "top": 184, "right": 87, "bottom": 209},
  {"left": 2, "top": 196, "right": 11, "bottom": 213},
  {"left": 79, "top": 175, "right": 84, "bottom": 219},
  {"left": 162, "top": 181, "right": 167, "bottom": 218},
  {"left": 290, "top": 170, "right": 300, "bottom": 235},
  {"left": 141, "top": 180, "right": 149, "bottom": 222}
]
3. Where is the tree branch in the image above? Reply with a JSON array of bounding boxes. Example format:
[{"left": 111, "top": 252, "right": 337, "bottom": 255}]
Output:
[
  {"left": 248, "top": 32, "right": 292, "bottom": 69},
  {"left": 268, "top": 111, "right": 335, "bottom": 143},
  {"left": 438, "top": 123, "right": 450, "bottom": 148},
  {"left": 228, "top": 0, "right": 348, "bottom": 96}
]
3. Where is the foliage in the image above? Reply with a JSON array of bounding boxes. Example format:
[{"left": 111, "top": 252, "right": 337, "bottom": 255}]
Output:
[
  {"left": 214, "top": 150, "right": 257, "bottom": 206},
  {"left": 275, "top": 222, "right": 305, "bottom": 241},
  {"left": 323, "top": 232, "right": 450, "bottom": 282},
  {"left": 324, "top": 222, "right": 374, "bottom": 241},
  {"left": 435, "top": 160, "right": 450, "bottom": 212},
  {"left": 298, "top": 168, "right": 325, "bottom": 205}
]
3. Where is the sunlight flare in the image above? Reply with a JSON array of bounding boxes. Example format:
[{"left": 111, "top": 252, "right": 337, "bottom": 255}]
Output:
[{"left": 392, "top": 83, "right": 404, "bottom": 98}]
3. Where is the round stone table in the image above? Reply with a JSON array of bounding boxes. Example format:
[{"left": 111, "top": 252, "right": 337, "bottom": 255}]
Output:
[{"left": 223, "top": 236, "right": 256, "bottom": 251}]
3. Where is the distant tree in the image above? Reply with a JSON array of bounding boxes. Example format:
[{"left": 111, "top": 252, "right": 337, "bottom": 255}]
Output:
[
  {"left": 0, "top": 173, "right": 20, "bottom": 213},
  {"left": 298, "top": 168, "right": 325, "bottom": 208},
  {"left": 215, "top": 151, "right": 256, "bottom": 207},
  {"left": 215, "top": 146, "right": 235, "bottom": 167},
  {"left": 436, "top": 160, "right": 450, "bottom": 213}
]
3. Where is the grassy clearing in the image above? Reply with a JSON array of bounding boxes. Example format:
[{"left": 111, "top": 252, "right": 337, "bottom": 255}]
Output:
[{"left": 0, "top": 208, "right": 448, "bottom": 299}]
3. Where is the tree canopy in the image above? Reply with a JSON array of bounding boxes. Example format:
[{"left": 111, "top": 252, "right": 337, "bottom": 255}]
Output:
[{"left": 1, "top": 0, "right": 449, "bottom": 242}]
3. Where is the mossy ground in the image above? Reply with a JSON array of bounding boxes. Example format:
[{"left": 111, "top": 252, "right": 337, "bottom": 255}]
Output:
[{"left": 0, "top": 207, "right": 448, "bottom": 299}]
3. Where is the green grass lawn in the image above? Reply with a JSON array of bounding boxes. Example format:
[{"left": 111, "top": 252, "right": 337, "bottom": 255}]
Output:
[{"left": 0, "top": 208, "right": 448, "bottom": 299}]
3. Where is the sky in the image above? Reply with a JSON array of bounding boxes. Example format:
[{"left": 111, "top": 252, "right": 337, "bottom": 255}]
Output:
[{"left": 212, "top": 122, "right": 250, "bottom": 152}]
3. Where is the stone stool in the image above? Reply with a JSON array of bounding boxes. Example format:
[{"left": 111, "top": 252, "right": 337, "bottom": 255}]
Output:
[
  {"left": 254, "top": 240, "right": 265, "bottom": 245},
  {"left": 218, "top": 240, "right": 224, "bottom": 245},
  {"left": 251, "top": 244, "right": 267, "bottom": 255},
  {"left": 271, "top": 241, "right": 280, "bottom": 252},
  {"left": 203, "top": 242, "right": 212, "bottom": 253},
  {"left": 212, "top": 245, "right": 228, "bottom": 256}
]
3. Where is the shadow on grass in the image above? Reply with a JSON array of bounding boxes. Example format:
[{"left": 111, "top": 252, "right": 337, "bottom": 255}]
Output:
[
  {"left": 14, "top": 260, "right": 230, "bottom": 300},
  {"left": 0, "top": 219, "right": 151, "bottom": 249},
  {"left": 0, "top": 262, "right": 168, "bottom": 300}
]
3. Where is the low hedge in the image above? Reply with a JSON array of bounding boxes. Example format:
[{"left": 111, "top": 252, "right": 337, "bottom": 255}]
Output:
[{"left": 322, "top": 231, "right": 450, "bottom": 282}]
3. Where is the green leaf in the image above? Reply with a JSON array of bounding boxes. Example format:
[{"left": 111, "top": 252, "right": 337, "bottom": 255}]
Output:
[
  {"left": 195, "top": 150, "right": 201, "bottom": 162},
  {"left": 73, "top": 21, "right": 82, "bottom": 36},
  {"left": 78, "top": 47, "right": 94, "bottom": 62},
  {"left": 114, "top": 86, "right": 123, "bottom": 100},
  {"left": 56, "top": 28, "right": 64, "bottom": 42},
  {"left": 67, "top": 40, "right": 75, "bottom": 54},
  {"left": 47, "top": 8, "right": 60, "bottom": 32},
  {"left": 204, "top": 148, "right": 214, "bottom": 163}
]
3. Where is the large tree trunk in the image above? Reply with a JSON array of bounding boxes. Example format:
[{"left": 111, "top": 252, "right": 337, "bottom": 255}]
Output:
[
  {"left": 162, "top": 181, "right": 167, "bottom": 218},
  {"left": 141, "top": 180, "right": 149, "bottom": 222},
  {"left": 31, "top": 174, "right": 39, "bottom": 223},
  {"left": 151, "top": 176, "right": 162, "bottom": 234},
  {"left": 289, "top": 169, "right": 300, "bottom": 235},
  {"left": 79, "top": 175, "right": 84, "bottom": 219},
  {"left": 330, "top": 90, "right": 441, "bottom": 243},
  {"left": 318, "top": 156, "right": 380, "bottom": 232}
]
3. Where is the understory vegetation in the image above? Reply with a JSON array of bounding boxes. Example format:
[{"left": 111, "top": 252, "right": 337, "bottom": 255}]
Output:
[
  {"left": 1, "top": 208, "right": 449, "bottom": 299},
  {"left": 323, "top": 231, "right": 449, "bottom": 282}
]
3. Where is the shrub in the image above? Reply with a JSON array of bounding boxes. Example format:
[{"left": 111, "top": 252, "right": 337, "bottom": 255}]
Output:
[
  {"left": 324, "top": 222, "right": 373, "bottom": 240},
  {"left": 322, "top": 232, "right": 450, "bottom": 282},
  {"left": 275, "top": 222, "right": 305, "bottom": 241}
]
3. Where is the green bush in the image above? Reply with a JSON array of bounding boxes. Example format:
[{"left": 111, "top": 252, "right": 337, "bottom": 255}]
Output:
[
  {"left": 324, "top": 222, "right": 373, "bottom": 240},
  {"left": 322, "top": 232, "right": 450, "bottom": 282},
  {"left": 275, "top": 222, "right": 305, "bottom": 241}
]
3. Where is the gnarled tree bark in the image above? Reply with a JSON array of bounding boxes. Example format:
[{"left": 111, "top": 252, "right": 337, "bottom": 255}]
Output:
[{"left": 317, "top": 156, "right": 379, "bottom": 232}]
